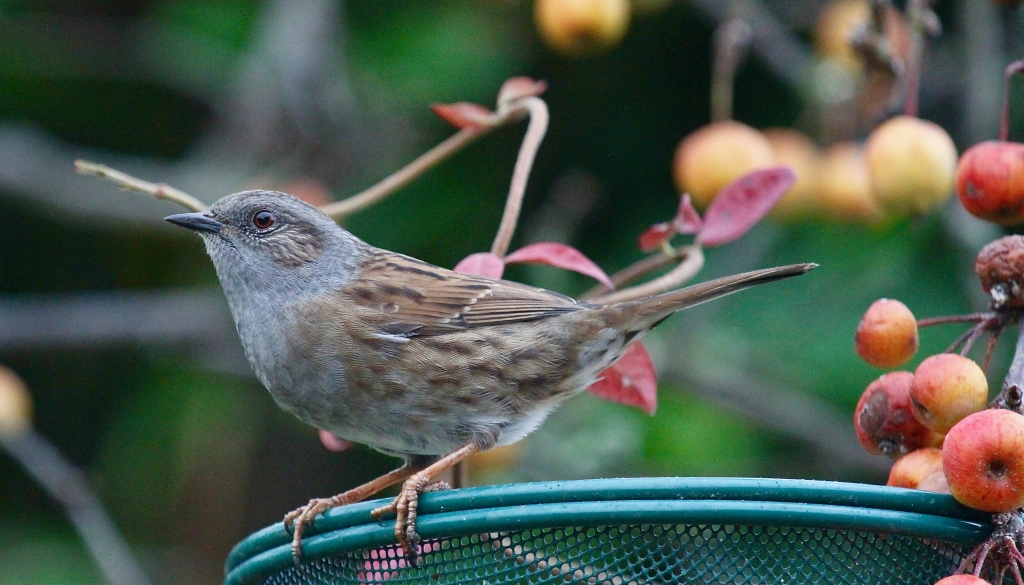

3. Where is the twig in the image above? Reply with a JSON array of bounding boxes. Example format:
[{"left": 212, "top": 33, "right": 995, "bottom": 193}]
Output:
[
  {"left": 74, "top": 160, "right": 208, "bottom": 212},
  {"left": 1, "top": 430, "right": 153, "bottom": 585},
  {"left": 581, "top": 252, "right": 680, "bottom": 300},
  {"left": 490, "top": 97, "right": 549, "bottom": 258},
  {"left": 319, "top": 126, "right": 489, "bottom": 220},
  {"left": 917, "top": 313, "right": 992, "bottom": 327},
  {"left": 590, "top": 246, "right": 704, "bottom": 305}
]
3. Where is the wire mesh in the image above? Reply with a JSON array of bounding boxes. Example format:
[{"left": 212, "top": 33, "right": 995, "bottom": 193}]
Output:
[
  {"left": 264, "top": 523, "right": 967, "bottom": 585},
  {"left": 224, "top": 479, "right": 994, "bottom": 585}
]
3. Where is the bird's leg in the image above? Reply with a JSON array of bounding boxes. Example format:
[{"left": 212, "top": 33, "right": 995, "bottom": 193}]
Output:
[
  {"left": 370, "top": 442, "right": 479, "bottom": 563},
  {"left": 285, "top": 463, "right": 420, "bottom": 564}
]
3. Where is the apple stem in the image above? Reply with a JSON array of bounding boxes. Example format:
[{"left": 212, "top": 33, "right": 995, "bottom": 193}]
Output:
[{"left": 1001, "top": 59, "right": 1024, "bottom": 142}]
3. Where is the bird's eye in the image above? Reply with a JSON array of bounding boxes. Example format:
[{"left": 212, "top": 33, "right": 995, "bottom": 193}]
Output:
[{"left": 252, "top": 210, "right": 276, "bottom": 230}]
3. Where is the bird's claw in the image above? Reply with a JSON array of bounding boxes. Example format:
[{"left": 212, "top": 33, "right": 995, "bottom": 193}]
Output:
[
  {"left": 369, "top": 475, "right": 443, "bottom": 565},
  {"left": 283, "top": 496, "right": 345, "bottom": 567}
]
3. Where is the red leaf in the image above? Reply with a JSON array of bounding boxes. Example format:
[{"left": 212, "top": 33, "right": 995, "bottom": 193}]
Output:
[
  {"left": 673, "top": 194, "right": 703, "bottom": 234},
  {"left": 453, "top": 252, "right": 505, "bottom": 278},
  {"left": 638, "top": 222, "right": 674, "bottom": 252},
  {"left": 504, "top": 242, "right": 614, "bottom": 290},
  {"left": 319, "top": 430, "right": 351, "bottom": 452},
  {"left": 588, "top": 342, "right": 657, "bottom": 415},
  {"left": 430, "top": 102, "right": 493, "bottom": 129},
  {"left": 696, "top": 167, "right": 796, "bottom": 247},
  {"left": 497, "top": 77, "right": 548, "bottom": 107}
]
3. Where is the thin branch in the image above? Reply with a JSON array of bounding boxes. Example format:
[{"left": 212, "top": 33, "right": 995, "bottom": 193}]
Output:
[
  {"left": 490, "top": 97, "right": 549, "bottom": 258},
  {"left": 581, "top": 252, "right": 680, "bottom": 300},
  {"left": 74, "top": 160, "right": 208, "bottom": 212},
  {"left": 1, "top": 430, "right": 152, "bottom": 585},
  {"left": 917, "top": 313, "right": 992, "bottom": 327},
  {"left": 590, "top": 246, "right": 705, "bottom": 305},
  {"left": 319, "top": 126, "right": 489, "bottom": 220}
]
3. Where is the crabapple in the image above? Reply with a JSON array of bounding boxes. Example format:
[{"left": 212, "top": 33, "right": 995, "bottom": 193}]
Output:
[
  {"left": 814, "top": 142, "right": 881, "bottom": 222},
  {"left": 975, "top": 235, "right": 1024, "bottom": 308},
  {"left": 910, "top": 354, "right": 989, "bottom": 434},
  {"left": 887, "top": 447, "right": 943, "bottom": 489},
  {"left": 0, "top": 365, "right": 31, "bottom": 436},
  {"left": 957, "top": 141, "right": 1024, "bottom": 226},
  {"left": 855, "top": 371, "right": 940, "bottom": 458},
  {"left": 672, "top": 121, "right": 774, "bottom": 208},
  {"left": 943, "top": 408, "right": 1024, "bottom": 513},
  {"left": 534, "top": 0, "right": 630, "bottom": 57},
  {"left": 864, "top": 116, "right": 958, "bottom": 215},
  {"left": 855, "top": 298, "right": 919, "bottom": 368}
]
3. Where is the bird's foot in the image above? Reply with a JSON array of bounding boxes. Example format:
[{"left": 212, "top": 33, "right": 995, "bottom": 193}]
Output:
[
  {"left": 283, "top": 494, "right": 352, "bottom": 566},
  {"left": 369, "top": 474, "right": 442, "bottom": 564}
]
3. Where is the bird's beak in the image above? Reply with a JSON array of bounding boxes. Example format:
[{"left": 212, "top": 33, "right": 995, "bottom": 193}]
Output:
[{"left": 165, "top": 212, "right": 223, "bottom": 234}]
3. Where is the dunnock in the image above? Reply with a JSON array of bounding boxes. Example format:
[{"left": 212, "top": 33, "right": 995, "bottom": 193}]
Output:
[{"left": 166, "top": 190, "right": 815, "bottom": 562}]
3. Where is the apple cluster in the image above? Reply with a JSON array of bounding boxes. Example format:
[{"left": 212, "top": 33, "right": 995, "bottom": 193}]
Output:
[
  {"left": 853, "top": 240, "right": 1024, "bottom": 582},
  {"left": 672, "top": 115, "right": 957, "bottom": 224},
  {"left": 852, "top": 295, "right": 1024, "bottom": 520}
]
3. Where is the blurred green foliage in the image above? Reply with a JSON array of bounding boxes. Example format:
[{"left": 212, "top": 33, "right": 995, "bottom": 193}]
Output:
[{"left": 0, "top": 1, "right": 1021, "bottom": 583}]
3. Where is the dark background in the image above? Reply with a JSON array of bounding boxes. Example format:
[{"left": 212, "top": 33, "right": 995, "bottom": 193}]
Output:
[{"left": 0, "top": 1, "right": 1022, "bottom": 583}]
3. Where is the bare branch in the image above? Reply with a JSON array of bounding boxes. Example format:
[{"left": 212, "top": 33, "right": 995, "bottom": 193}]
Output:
[
  {"left": 74, "top": 160, "right": 208, "bottom": 212},
  {"left": 1, "top": 430, "right": 153, "bottom": 585},
  {"left": 319, "top": 126, "right": 488, "bottom": 220}
]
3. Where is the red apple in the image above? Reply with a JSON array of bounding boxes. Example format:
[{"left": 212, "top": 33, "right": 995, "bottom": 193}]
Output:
[
  {"left": 917, "top": 470, "right": 950, "bottom": 494},
  {"left": 957, "top": 141, "right": 1024, "bottom": 225},
  {"left": 943, "top": 408, "right": 1024, "bottom": 513},
  {"left": 887, "top": 447, "right": 943, "bottom": 489},
  {"left": 855, "top": 298, "right": 919, "bottom": 368},
  {"left": 910, "top": 354, "right": 989, "bottom": 434},
  {"left": 855, "top": 371, "right": 940, "bottom": 458},
  {"left": 933, "top": 576, "right": 991, "bottom": 585}
]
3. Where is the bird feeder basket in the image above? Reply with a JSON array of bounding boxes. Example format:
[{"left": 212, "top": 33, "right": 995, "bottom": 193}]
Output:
[{"left": 224, "top": 477, "right": 991, "bottom": 585}]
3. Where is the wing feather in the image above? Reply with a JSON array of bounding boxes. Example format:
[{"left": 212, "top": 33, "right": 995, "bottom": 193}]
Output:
[{"left": 342, "top": 250, "right": 585, "bottom": 336}]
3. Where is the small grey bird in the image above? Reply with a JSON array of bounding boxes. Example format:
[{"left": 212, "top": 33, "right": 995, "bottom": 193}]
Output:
[{"left": 165, "top": 190, "right": 815, "bottom": 562}]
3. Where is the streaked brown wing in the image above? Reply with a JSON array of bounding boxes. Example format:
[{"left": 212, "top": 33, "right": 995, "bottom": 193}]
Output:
[{"left": 342, "top": 249, "right": 584, "bottom": 336}]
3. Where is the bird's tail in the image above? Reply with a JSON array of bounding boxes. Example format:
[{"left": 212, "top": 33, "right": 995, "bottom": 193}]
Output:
[{"left": 609, "top": 263, "right": 817, "bottom": 331}]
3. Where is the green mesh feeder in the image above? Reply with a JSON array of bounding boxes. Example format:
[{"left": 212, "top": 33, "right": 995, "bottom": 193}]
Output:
[{"left": 224, "top": 478, "right": 993, "bottom": 585}]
